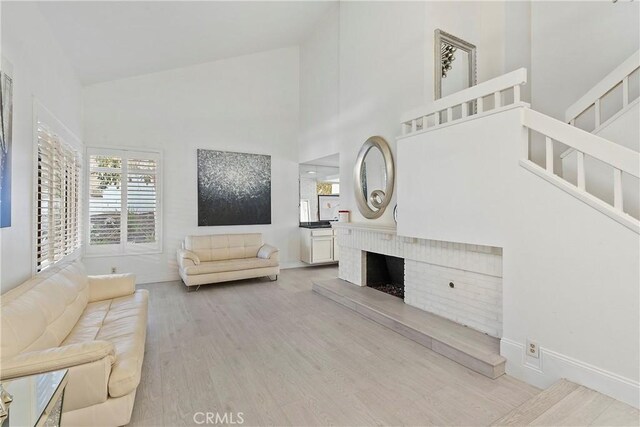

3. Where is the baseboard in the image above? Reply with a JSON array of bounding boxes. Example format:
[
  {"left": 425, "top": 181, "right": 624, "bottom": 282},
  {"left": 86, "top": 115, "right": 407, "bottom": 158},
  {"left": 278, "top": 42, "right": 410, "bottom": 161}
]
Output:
[
  {"left": 135, "top": 261, "right": 316, "bottom": 284},
  {"left": 280, "top": 261, "right": 308, "bottom": 269},
  {"left": 136, "top": 272, "right": 180, "bottom": 285},
  {"left": 501, "top": 338, "right": 640, "bottom": 408}
]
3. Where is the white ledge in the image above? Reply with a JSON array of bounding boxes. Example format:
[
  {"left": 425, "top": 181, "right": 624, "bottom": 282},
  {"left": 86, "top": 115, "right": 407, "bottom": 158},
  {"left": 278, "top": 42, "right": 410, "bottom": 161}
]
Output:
[
  {"left": 332, "top": 222, "right": 397, "bottom": 234},
  {"left": 400, "top": 68, "right": 527, "bottom": 124},
  {"left": 397, "top": 103, "right": 528, "bottom": 141}
]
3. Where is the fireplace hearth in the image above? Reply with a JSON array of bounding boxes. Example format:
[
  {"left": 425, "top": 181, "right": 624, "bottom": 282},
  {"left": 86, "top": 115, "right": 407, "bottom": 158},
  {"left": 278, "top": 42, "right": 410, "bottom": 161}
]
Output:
[{"left": 366, "top": 252, "right": 405, "bottom": 299}]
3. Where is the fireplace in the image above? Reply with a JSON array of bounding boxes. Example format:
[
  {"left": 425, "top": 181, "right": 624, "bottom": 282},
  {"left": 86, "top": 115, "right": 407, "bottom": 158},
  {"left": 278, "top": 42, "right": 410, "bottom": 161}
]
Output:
[
  {"left": 334, "top": 223, "right": 503, "bottom": 337},
  {"left": 366, "top": 252, "right": 405, "bottom": 299}
]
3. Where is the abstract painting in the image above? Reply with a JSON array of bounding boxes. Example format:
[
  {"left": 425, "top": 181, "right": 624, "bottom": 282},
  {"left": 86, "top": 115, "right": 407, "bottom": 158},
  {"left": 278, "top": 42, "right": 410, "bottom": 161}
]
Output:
[
  {"left": 0, "top": 69, "right": 13, "bottom": 228},
  {"left": 197, "top": 149, "right": 271, "bottom": 226}
]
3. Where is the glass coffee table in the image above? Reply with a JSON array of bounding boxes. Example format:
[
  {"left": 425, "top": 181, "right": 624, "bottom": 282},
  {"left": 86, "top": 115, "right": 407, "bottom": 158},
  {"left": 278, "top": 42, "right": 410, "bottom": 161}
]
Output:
[{"left": 1, "top": 369, "right": 68, "bottom": 427}]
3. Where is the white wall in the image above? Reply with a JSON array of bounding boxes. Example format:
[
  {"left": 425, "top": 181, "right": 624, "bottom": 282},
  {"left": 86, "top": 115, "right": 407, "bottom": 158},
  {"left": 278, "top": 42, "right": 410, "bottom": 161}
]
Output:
[
  {"left": 504, "top": 1, "right": 531, "bottom": 103},
  {"left": 595, "top": 102, "right": 640, "bottom": 153},
  {"left": 530, "top": 1, "right": 640, "bottom": 165},
  {"left": 298, "top": 1, "right": 510, "bottom": 227},
  {"left": 0, "top": 2, "right": 83, "bottom": 293},
  {"left": 305, "top": 1, "right": 639, "bottom": 217},
  {"left": 337, "top": 1, "right": 426, "bottom": 226},
  {"left": 531, "top": 1, "right": 639, "bottom": 121},
  {"left": 398, "top": 107, "right": 640, "bottom": 407},
  {"left": 82, "top": 47, "right": 300, "bottom": 283},
  {"left": 299, "top": 4, "right": 340, "bottom": 164}
]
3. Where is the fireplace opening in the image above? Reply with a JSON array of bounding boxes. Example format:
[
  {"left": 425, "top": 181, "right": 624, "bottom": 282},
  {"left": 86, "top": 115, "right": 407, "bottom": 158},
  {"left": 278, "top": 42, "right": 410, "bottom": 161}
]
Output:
[{"left": 366, "top": 252, "right": 405, "bottom": 299}]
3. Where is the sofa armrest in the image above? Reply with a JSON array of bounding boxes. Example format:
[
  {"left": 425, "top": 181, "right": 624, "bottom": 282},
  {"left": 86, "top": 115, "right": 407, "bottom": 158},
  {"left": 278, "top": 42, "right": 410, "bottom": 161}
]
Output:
[
  {"left": 88, "top": 273, "right": 136, "bottom": 302},
  {"left": 177, "top": 248, "right": 200, "bottom": 269},
  {"left": 0, "top": 341, "right": 115, "bottom": 380},
  {"left": 257, "top": 244, "right": 279, "bottom": 260}
]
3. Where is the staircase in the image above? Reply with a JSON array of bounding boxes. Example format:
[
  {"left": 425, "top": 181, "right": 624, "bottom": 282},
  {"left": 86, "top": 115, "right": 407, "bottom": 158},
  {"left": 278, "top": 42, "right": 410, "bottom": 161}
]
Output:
[
  {"left": 397, "top": 66, "right": 639, "bottom": 408},
  {"left": 565, "top": 50, "right": 639, "bottom": 133},
  {"left": 561, "top": 50, "right": 640, "bottom": 220},
  {"left": 492, "top": 379, "right": 640, "bottom": 426},
  {"left": 400, "top": 66, "right": 640, "bottom": 233}
]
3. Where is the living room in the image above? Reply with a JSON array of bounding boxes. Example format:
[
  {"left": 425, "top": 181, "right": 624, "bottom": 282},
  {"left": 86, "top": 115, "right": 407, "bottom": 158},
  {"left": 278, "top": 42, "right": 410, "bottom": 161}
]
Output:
[{"left": 1, "top": 1, "right": 639, "bottom": 426}]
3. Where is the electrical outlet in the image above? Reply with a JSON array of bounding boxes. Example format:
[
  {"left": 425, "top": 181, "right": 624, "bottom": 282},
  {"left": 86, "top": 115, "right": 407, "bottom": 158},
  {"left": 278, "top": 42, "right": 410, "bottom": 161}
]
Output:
[
  {"left": 111, "top": 267, "right": 117, "bottom": 274},
  {"left": 526, "top": 339, "right": 539, "bottom": 359}
]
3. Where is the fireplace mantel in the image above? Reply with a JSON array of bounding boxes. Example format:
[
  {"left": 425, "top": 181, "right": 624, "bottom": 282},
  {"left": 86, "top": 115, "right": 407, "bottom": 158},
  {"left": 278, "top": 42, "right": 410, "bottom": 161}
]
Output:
[
  {"left": 332, "top": 222, "right": 419, "bottom": 243},
  {"left": 331, "top": 221, "right": 397, "bottom": 235}
]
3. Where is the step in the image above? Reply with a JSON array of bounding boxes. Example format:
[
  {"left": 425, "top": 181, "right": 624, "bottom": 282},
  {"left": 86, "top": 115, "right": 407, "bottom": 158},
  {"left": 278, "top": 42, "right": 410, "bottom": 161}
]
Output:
[
  {"left": 312, "top": 278, "right": 505, "bottom": 379},
  {"left": 492, "top": 379, "right": 640, "bottom": 426},
  {"left": 492, "top": 379, "right": 580, "bottom": 425}
]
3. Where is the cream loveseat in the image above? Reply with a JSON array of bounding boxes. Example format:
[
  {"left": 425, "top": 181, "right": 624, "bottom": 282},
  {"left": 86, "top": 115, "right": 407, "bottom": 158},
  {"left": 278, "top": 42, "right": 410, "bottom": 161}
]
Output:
[
  {"left": 177, "top": 233, "right": 279, "bottom": 289},
  {"left": 0, "top": 261, "right": 148, "bottom": 427}
]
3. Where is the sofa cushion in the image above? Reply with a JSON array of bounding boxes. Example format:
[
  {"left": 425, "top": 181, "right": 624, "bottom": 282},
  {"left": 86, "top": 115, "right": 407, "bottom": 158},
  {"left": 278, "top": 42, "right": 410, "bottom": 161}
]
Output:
[
  {"left": 88, "top": 273, "right": 135, "bottom": 302},
  {"left": 185, "top": 234, "right": 263, "bottom": 262},
  {"left": 183, "top": 257, "right": 278, "bottom": 275},
  {"left": 62, "top": 300, "right": 111, "bottom": 344},
  {"left": 63, "top": 290, "right": 149, "bottom": 398},
  {"left": 1, "top": 261, "right": 90, "bottom": 359}
]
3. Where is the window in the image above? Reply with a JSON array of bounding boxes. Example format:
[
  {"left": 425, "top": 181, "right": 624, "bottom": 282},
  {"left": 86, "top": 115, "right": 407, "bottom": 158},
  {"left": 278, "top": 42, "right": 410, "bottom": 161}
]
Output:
[
  {"left": 86, "top": 148, "right": 161, "bottom": 255},
  {"left": 36, "top": 122, "right": 81, "bottom": 272}
]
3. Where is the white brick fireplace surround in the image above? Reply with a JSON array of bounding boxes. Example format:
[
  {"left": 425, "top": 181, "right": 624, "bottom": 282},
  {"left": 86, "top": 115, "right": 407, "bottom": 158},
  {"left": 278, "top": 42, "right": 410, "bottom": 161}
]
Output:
[{"left": 333, "top": 222, "right": 503, "bottom": 337}]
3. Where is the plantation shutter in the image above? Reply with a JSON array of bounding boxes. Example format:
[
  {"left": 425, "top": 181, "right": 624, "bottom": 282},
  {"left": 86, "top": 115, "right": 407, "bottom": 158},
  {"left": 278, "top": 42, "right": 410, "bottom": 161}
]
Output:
[
  {"left": 88, "top": 154, "right": 122, "bottom": 247},
  {"left": 127, "top": 157, "right": 158, "bottom": 245},
  {"left": 86, "top": 148, "right": 161, "bottom": 255},
  {"left": 36, "top": 122, "right": 81, "bottom": 272}
]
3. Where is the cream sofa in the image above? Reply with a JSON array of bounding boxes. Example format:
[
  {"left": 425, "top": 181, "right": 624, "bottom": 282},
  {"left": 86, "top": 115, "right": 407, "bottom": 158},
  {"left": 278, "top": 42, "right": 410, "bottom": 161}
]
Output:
[
  {"left": 0, "top": 261, "right": 148, "bottom": 427},
  {"left": 177, "top": 233, "right": 279, "bottom": 289}
]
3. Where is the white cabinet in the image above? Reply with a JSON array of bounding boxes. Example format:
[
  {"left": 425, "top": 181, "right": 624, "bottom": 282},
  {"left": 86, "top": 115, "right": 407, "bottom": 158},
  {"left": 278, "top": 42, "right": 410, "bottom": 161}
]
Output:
[
  {"left": 311, "top": 236, "right": 333, "bottom": 263},
  {"left": 300, "top": 228, "right": 339, "bottom": 264}
]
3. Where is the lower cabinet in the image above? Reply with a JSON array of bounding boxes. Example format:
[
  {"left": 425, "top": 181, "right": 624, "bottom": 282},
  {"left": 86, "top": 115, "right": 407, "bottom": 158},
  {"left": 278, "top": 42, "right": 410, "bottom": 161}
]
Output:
[
  {"left": 300, "top": 228, "right": 339, "bottom": 264},
  {"left": 311, "top": 236, "right": 333, "bottom": 263}
]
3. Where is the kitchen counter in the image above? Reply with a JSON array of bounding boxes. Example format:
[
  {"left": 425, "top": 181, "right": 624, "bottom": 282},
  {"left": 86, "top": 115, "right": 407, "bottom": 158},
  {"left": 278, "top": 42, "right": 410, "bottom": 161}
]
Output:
[{"left": 299, "top": 222, "right": 333, "bottom": 229}]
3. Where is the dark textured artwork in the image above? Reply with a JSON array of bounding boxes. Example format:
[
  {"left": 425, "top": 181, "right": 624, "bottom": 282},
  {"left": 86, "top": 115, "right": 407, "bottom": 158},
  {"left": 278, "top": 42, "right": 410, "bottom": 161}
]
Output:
[{"left": 197, "top": 149, "right": 271, "bottom": 226}]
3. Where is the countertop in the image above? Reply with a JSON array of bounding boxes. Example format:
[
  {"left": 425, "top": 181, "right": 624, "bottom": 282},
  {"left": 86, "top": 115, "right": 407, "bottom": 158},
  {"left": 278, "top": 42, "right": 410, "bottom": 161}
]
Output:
[{"left": 299, "top": 222, "right": 333, "bottom": 229}]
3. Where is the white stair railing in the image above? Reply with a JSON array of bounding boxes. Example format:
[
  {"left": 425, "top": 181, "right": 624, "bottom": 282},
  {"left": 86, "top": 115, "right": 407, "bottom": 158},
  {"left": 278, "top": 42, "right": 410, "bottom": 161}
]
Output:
[
  {"left": 522, "top": 108, "right": 640, "bottom": 233},
  {"left": 399, "top": 67, "right": 639, "bottom": 231},
  {"left": 400, "top": 68, "right": 527, "bottom": 137},
  {"left": 565, "top": 50, "right": 639, "bottom": 129}
]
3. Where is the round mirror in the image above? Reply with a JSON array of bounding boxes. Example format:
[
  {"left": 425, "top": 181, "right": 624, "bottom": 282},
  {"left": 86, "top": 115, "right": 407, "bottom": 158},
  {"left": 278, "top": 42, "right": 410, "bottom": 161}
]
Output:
[{"left": 353, "top": 136, "right": 394, "bottom": 219}]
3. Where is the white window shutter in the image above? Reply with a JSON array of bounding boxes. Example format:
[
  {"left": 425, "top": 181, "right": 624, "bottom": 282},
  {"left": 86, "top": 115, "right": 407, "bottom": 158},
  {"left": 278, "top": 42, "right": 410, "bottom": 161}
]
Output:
[
  {"left": 86, "top": 148, "right": 161, "bottom": 255},
  {"left": 36, "top": 122, "right": 81, "bottom": 272}
]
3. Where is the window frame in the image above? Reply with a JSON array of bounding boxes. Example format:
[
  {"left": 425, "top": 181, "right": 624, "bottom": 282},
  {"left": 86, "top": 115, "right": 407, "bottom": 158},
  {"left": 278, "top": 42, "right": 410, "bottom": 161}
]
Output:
[{"left": 84, "top": 146, "right": 163, "bottom": 257}]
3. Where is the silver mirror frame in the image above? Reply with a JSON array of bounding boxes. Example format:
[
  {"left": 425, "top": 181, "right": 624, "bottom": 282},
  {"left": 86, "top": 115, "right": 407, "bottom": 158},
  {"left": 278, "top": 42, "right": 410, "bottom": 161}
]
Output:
[
  {"left": 353, "top": 136, "right": 394, "bottom": 219},
  {"left": 434, "top": 29, "right": 477, "bottom": 100}
]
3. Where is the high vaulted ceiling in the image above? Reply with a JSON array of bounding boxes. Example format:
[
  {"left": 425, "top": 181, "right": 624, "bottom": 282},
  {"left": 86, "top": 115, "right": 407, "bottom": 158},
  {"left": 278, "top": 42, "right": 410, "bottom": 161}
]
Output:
[{"left": 37, "top": 1, "right": 336, "bottom": 85}]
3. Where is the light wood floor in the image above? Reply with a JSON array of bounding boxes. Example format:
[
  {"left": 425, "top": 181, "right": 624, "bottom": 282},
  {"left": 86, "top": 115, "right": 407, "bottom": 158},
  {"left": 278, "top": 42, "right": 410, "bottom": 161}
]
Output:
[
  {"left": 132, "top": 266, "right": 543, "bottom": 426},
  {"left": 493, "top": 379, "right": 640, "bottom": 426}
]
